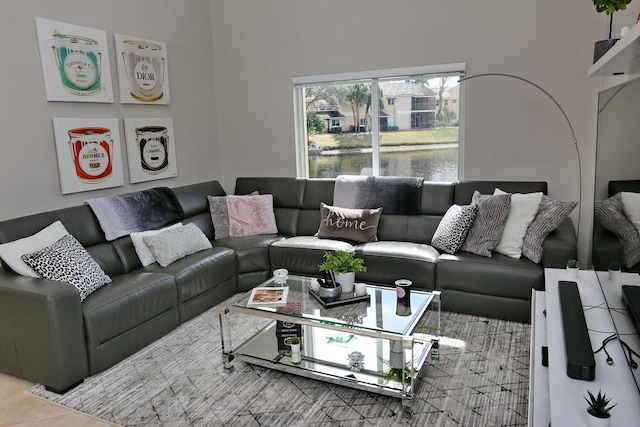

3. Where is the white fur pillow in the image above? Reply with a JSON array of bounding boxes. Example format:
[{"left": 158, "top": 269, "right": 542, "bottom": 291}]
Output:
[
  {"left": 131, "top": 223, "right": 183, "bottom": 266},
  {"left": 493, "top": 189, "right": 543, "bottom": 259},
  {"left": 0, "top": 221, "right": 69, "bottom": 277}
]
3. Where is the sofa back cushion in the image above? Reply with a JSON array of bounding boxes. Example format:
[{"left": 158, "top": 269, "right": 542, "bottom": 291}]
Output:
[
  {"left": 235, "top": 177, "right": 306, "bottom": 236},
  {"left": 0, "top": 205, "right": 125, "bottom": 276},
  {"left": 453, "top": 181, "right": 547, "bottom": 205}
]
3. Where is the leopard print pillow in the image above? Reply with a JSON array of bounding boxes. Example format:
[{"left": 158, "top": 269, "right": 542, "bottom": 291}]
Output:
[
  {"left": 432, "top": 204, "right": 478, "bottom": 254},
  {"left": 21, "top": 234, "right": 111, "bottom": 301}
]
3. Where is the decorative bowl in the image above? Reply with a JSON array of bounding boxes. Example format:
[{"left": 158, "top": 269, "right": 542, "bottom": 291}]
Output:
[{"left": 318, "top": 284, "right": 342, "bottom": 302}]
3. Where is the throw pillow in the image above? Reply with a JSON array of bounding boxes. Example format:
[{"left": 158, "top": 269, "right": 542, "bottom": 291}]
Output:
[
  {"left": 142, "top": 223, "right": 213, "bottom": 267},
  {"left": 594, "top": 193, "right": 640, "bottom": 268},
  {"left": 521, "top": 196, "right": 577, "bottom": 263},
  {"left": 130, "top": 223, "right": 183, "bottom": 266},
  {"left": 621, "top": 192, "right": 640, "bottom": 235},
  {"left": 431, "top": 204, "right": 478, "bottom": 254},
  {"left": 493, "top": 189, "right": 544, "bottom": 259},
  {"left": 21, "top": 234, "right": 111, "bottom": 302},
  {"left": 227, "top": 194, "right": 278, "bottom": 238},
  {"left": 0, "top": 220, "right": 69, "bottom": 278},
  {"left": 316, "top": 202, "right": 382, "bottom": 243},
  {"left": 208, "top": 195, "right": 231, "bottom": 240},
  {"left": 461, "top": 192, "right": 511, "bottom": 257}
]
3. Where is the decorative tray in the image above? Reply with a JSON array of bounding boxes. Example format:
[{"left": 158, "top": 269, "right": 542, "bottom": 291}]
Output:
[{"left": 308, "top": 286, "right": 371, "bottom": 308}]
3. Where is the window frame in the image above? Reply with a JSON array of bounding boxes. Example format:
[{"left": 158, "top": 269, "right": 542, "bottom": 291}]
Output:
[{"left": 293, "top": 63, "right": 466, "bottom": 178}]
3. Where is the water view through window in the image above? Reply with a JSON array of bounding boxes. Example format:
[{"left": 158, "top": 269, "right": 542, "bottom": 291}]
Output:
[
  {"left": 295, "top": 67, "right": 463, "bottom": 181},
  {"left": 309, "top": 145, "right": 457, "bottom": 181}
]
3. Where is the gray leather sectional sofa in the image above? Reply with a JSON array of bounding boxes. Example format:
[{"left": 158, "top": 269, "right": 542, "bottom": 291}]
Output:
[{"left": 0, "top": 177, "right": 576, "bottom": 393}]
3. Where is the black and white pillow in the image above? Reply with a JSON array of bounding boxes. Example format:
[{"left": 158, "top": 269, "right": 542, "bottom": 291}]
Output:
[
  {"left": 594, "top": 193, "right": 640, "bottom": 268},
  {"left": 461, "top": 191, "right": 511, "bottom": 257},
  {"left": 522, "top": 196, "right": 577, "bottom": 263},
  {"left": 431, "top": 204, "right": 478, "bottom": 254},
  {"left": 21, "top": 234, "right": 111, "bottom": 301}
]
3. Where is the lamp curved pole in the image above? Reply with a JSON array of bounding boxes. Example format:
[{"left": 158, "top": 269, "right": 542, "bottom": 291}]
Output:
[{"left": 459, "top": 72, "right": 582, "bottom": 238}]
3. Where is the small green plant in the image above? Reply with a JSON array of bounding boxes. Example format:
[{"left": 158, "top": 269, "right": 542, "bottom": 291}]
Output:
[
  {"left": 318, "top": 250, "right": 367, "bottom": 274},
  {"left": 566, "top": 259, "right": 579, "bottom": 269},
  {"left": 608, "top": 261, "right": 621, "bottom": 271},
  {"left": 289, "top": 336, "right": 301, "bottom": 345},
  {"left": 592, "top": 0, "right": 633, "bottom": 39},
  {"left": 585, "top": 389, "right": 616, "bottom": 418}
]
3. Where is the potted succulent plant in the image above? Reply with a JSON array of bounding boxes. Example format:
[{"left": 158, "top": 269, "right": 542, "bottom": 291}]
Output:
[
  {"left": 585, "top": 389, "right": 616, "bottom": 427},
  {"left": 608, "top": 261, "right": 622, "bottom": 281},
  {"left": 592, "top": 0, "right": 633, "bottom": 63},
  {"left": 566, "top": 259, "right": 580, "bottom": 279},
  {"left": 319, "top": 250, "right": 366, "bottom": 293},
  {"left": 289, "top": 336, "right": 301, "bottom": 365}
]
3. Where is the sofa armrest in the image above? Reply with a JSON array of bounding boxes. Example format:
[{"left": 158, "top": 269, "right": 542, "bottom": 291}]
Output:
[
  {"left": 540, "top": 217, "right": 578, "bottom": 269},
  {"left": 0, "top": 271, "right": 89, "bottom": 393}
]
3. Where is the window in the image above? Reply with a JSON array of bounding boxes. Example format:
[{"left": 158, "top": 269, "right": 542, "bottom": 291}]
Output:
[{"left": 293, "top": 64, "right": 464, "bottom": 180}]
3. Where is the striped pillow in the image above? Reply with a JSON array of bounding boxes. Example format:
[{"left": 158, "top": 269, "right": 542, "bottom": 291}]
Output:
[
  {"left": 461, "top": 192, "right": 511, "bottom": 257},
  {"left": 521, "top": 196, "right": 577, "bottom": 263}
]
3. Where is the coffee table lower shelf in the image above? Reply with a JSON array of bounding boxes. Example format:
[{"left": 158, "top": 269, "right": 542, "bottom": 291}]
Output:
[{"left": 234, "top": 321, "right": 434, "bottom": 407}]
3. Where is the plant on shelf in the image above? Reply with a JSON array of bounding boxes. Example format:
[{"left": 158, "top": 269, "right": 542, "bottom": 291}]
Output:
[
  {"left": 593, "top": 0, "right": 633, "bottom": 40},
  {"left": 567, "top": 259, "right": 580, "bottom": 269},
  {"left": 289, "top": 336, "right": 301, "bottom": 345},
  {"left": 566, "top": 259, "right": 579, "bottom": 279},
  {"left": 319, "top": 250, "right": 367, "bottom": 274},
  {"left": 585, "top": 389, "right": 616, "bottom": 425},
  {"left": 592, "top": 0, "right": 633, "bottom": 62},
  {"left": 608, "top": 261, "right": 621, "bottom": 271}
]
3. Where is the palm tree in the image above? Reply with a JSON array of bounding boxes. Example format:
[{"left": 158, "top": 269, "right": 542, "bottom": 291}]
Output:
[{"left": 346, "top": 83, "right": 370, "bottom": 133}]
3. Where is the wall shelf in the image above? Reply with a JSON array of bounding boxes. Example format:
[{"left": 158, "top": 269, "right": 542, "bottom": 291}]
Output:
[{"left": 588, "top": 22, "right": 640, "bottom": 79}]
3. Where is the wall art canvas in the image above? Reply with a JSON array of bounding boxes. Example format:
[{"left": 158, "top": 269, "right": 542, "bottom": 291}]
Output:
[
  {"left": 35, "top": 18, "right": 114, "bottom": 103},
  {"left": 53, "top": 118, "right": 124, "bottom": 194},
  {"left": 124, "top": 118, "right": 177, "bottom": 183},
  {"left": 115, "top": 34, "right": 171, "bottom": 104}
]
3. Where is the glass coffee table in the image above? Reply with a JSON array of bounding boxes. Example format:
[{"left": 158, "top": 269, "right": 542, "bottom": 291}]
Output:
[{"left": 218, "top": 275, "right": 441, "bottom": 413}]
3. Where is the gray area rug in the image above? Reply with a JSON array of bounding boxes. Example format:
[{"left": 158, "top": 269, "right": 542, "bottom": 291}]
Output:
[{"left": 27, "top": 297, "right": 530, "bottom": 426}]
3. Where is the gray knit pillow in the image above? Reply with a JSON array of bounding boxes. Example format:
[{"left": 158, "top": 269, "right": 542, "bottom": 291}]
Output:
[
  {"left": 432, "top": 204, "right": 478, "bottom": 254},
  {"left": 143, "top": 223, "right": 212, "bottom": 267},
  {"left": 594, "top": 193, "right": 640, "bottom": 268},
  {"left": 461, "top": 192, "right": 511, "bottom": 257},
  {"left": 521, "top": 196, "right": 577, "bottom": 263}
]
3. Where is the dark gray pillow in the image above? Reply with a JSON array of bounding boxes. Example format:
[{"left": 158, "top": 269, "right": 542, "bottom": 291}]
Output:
[
  {"left": 208, "top": 195, "right": 230, "bottom": 240},
  {"left": 432, "top": 204, "right": 478, "bottom": 254},
  {"left": 461, "top": 192, "right": 511, "bottom": 257},
  {"left": 521, "top": 196, "right": 577, "bottom": 263},
  {"left": 21, "top": 234, "right": 111, "bottom": 302},
  {"left": 316, "top": 202, "right": 382, "bottom": 243},
  {"left": 594, "top": 193, "right": 640, "bottom": 268}
]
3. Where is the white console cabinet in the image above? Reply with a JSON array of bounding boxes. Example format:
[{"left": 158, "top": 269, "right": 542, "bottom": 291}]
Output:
[{"left": 528, "top": 269, "right": 640, "bottom": 426}]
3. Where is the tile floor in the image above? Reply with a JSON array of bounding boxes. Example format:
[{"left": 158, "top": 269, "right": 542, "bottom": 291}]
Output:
[{"left": 0, "top": 372, "right": 116, "bottom": 427}]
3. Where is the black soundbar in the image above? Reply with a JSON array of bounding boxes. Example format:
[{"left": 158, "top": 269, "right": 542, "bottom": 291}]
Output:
[{"left": 558, "top": 281, "right": 595, "bottom": 380}]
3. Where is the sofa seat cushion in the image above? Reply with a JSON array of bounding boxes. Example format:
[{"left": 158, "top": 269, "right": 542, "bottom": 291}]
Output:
[
  {"left": 82, "top": 271, "right": 177, "bottom": 350},
  {"left": 436, "top": 252, "right": 543, "bottom": 300},
  {"left": 269, "top": 236, "right": 354, "bottom": 276},
  {"left": 353, "top": 241, "right": 439, "bottom": 290},
  {"left": 145, "top": 247, "right": 236, "bottom": 304},
  {"left": 214, "top": 234, "right": 285, "bottom": 274}
]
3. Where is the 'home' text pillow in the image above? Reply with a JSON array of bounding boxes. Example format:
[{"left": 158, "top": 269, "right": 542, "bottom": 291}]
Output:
[{"left": 316, "top": 202, "right": 382, "bottom": 243}]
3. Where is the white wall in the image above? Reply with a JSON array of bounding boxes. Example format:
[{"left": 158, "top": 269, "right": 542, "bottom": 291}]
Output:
[
  {"left": 1, "top": 1, "right": 639, "bottom": 264},
  {"left": 0, "top": 0, "right": 220, "bottom": 220},
  {"left": 209, "top": 0, "right": 640, "bottom": 264}
]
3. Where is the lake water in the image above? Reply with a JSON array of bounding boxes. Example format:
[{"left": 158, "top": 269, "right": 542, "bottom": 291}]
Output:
[{"left": 309, "top": 146, "right": 458, "bottom": 181}]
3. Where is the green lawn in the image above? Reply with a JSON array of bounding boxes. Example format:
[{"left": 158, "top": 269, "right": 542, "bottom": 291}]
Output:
[{"left": 310, "top": 128, "right": 459, "bottom": 149}]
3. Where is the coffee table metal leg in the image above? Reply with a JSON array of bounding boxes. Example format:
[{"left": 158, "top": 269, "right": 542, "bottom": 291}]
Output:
[{"left": 218, "top": 306, "right": 235, "bottom": 372}]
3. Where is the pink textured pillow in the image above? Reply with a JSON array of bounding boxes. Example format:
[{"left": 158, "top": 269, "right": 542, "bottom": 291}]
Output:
[{"left": 227, "top": 195, "right": 278, "bottom": 238}]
